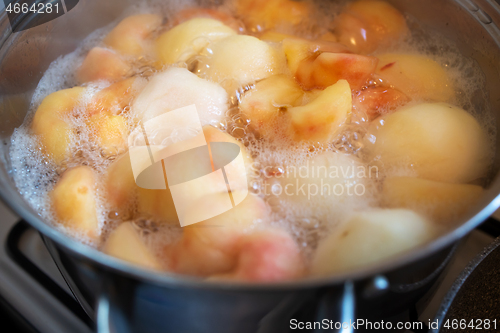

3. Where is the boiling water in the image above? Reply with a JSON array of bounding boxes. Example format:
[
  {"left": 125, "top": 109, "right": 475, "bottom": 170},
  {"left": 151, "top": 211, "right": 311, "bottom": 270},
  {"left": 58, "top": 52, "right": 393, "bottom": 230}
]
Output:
[{"left": 9, "top": 0, "right": 495, "bottom": 263}]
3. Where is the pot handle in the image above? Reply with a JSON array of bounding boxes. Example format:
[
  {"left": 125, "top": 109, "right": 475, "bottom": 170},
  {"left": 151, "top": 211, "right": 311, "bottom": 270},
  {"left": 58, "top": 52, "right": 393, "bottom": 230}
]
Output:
[{"left": 315, "top": 281, "right": 356, "bottom": 333}]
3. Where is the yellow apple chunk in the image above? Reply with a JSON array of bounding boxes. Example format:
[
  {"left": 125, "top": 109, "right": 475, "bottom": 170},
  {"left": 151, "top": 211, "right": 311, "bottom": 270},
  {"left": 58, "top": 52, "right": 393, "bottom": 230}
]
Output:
[
  {"left": 282, "top": 38, "right": 350, "bottom": 76},
  {"left": 381, "top": 177, "right": 484, "bottom": 223},
  {"left": 156, "top": 18, "right": 236, "bottom": 65},
  {"left": 103, "top": 222, "right": 161, "bottom": 270},
  {"left": 376, "top": 53, "right": 454, "bottom": 102},
  {"left": 76, "top": 47, "right": 130, "bottom": 84},
  {"left": 288, "top": 79, "right": 351, "bottom": 143},
  {"left": 104, "top": 152, "right": 137, "bottom": 215},
  {"left": 131, "top": 67, "right": 228, "bottom": 124},
  {"left": 199, "top": 35, "right": 282, "bottom": 87},
  {"left": 51, "top": 166, "right": 99, "bottom": 239},
  {"left": 235, "top": 0, "right": 311, "bottom": 32},
  {"left": 312, "top": 209, "right": 435, "bottom": 275},
  {"left": 364, "top": 103, "right": 491, "bottom": 183},
  {"left": 296, "top": 52, "right": 378, "bottom": 90},
  {"left": 239, "top": 75, "right": 304, "bottom": 135},
  {"left": 31, "top": 87, "right": 86, "bottom": 164},
  {"left": 88, "top": 77, "right": 146, "bottom": 116},
  {"left": 87, "top": 113, "right": 129, "bottom": 157},
  {"left": 333, "top": 0, "right": 409, "bottom": 54},
  {"left": 103, "top": 14, "right": 163, "bottom": 57}
]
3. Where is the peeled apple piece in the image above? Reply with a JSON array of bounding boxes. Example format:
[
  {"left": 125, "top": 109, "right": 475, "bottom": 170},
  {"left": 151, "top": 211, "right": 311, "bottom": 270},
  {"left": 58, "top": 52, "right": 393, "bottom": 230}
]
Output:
[
  {"left": 50, "top": 166, "right": 99, "bottom": 239},
  {"left": 235, "top": 0, "right": 311, "bottom": 32},
  {"left": 87, "top": 77, "right": 147, "bottom": 116},
  {"left": 31, "top": 87, "right": 86, "bottom": 164},
  {"left": 312, "top": 209, "right": 435, "bottom": 275},
  {"left": 381, "top": 177, "right": 484, "bottom": 223},
  {"left": 105, "top": 152, "right": 137, "bottom": 215},
  {"left": 103, "top": 14, "right": 163, "bottom": 57},
  {"left": 167, "top": 193, "right": 270, "bottom": 276},
  {"left": 131, "top": 67, "right": 228, "bottom": 123},
  {"left": 87, "top": 113, "right": 128, "bottom": 157},
  {"left": 156, "top": 18, "right": 236, "bottom": 65},
  {"left": 76, "top": 47, "right": 130, "bottom": 84},
  {"left": 239, "top": 75, "right": 304, "bottom": 135},
  {"left": 332, "top": 0, "right": 409, "bottom": 54},
  {"left": 288, "top": 79, "right": 351, "bottom": 143},
  {"left": 364, "top": 103, "right": 490, "bottom": 183},
  {"left": 199, "top": 35, "right": 282, "bottom": 87},
  {"left": 375, "top": 53, "right": 454, "bottom": 102},
  {"left": 103, "top": 222, "right": 161, "bottom": 270}
]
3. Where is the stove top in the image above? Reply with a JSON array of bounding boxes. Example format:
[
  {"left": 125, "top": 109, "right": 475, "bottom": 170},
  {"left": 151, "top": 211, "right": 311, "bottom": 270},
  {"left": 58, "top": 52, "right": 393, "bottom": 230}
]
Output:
[{"left": 0, "top": 200, "right": 498, "bottom": 333}]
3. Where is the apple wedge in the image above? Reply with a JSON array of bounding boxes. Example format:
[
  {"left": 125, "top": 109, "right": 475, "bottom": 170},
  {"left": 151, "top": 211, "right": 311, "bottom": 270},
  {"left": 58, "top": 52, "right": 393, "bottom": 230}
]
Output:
[
  {"left": 312, "top": 209, "right": 435, "bottom": 275},
  {"left": 332, "top": 0, "right": 409, "bottom": 54},
  {"left": 51, "top": 166, "right": 99, "bottom": 239},
  {"left": 239, "top": 75, "right": 304, "bottom": 135},
  {"left": 103, "top": 14, "right": 163, "bottom": 57},
  {"left": 364, "top": 103, "right": 491, "bottom": 183},
  {"left": 105, "top": 152, "right": 137, "bottom": 216},
  {"left": 235, "top": 0, "right": 311, "bottom": 32},
  {"left": 156, "top": 18, "right": 236, "bottom": 65},
  {"left": 375, "top": 53, "right": 454, "bottom": 102},
  {"left": 288, "top": 79, "right": 351, "bottom": 143},
  {"left": 76, "top": 47, "right": 130, "bottom": 84},
  {"left": 167, "top": 193, "right": 270, "bottom": 276},
  {"left": 131, "top": 67, "right": 228, "bottom": 124},
  {"left": 87, "top": 113, "right": 129, "bottom": 157},
  {"left": 296, "top": 52, "right": 378, "bottom": 91},
  {"left": 31, "top": 87, "right": 86, "bottom": 164},
  {"left": 352, "top": 86, "right": 410, "bottom": 121},
  {"left": 103, "top": 222, "right": 161, "bottom": 270},
  {"left": 200, "top": 35, "right": 282, "bottom": 87},
  {"left": 381, "top": 177, "right": 484, "bottom": 223}
]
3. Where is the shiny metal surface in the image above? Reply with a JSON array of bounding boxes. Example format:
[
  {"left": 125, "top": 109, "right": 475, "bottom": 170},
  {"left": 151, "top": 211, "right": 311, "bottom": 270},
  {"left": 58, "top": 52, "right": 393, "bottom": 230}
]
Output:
[{"left": 0, "top": 0, "right": 500, "bottom": 332}]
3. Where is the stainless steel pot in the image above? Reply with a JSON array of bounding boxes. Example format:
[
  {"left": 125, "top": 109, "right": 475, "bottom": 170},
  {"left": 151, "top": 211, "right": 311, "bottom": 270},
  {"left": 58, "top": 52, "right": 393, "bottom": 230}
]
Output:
[{"left": 1, "top": 1, "right": 500, "bottom": 332}]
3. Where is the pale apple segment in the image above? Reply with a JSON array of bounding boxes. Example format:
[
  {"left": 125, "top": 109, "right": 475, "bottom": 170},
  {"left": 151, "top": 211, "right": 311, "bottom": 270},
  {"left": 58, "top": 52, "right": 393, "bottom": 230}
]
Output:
[
  {"left": 375, "top": 53, "right": 454, "bottom": 102},
  {"left": 200, "top": 35, "right": 283, "bottom": 87},
  {"left": 103, "top": 14, "right": 163, "bottom": 57},
  {"left": 235, "top": 0, "right": 311, "bottom": 32},
  {"left": 288, "top": 79, "right": 351, "bottom": 143},
  {"left": 297, "top": 52, "right": 378, "bottom": 90},
  {"left": 333, "top": 0, "right": 409, "bottom": 54},
  {"left": 131, "top": 67, "right": 228, "bottom": 124},
  {"left": 381, "top": 177, "right": 484, "bottom": 223},
  {"left": 239, "top": 75, "right": 304, "bottom": 135},
  {"left": 364, "top": 103, "right": 490, "bottom": 183},
  {"left": 76, "top": 47, "right": 130, "bottom": 84},
  {"left": 282, "top": 38, "right": 349, "bottom": 76},
  {"left": 31, "top": 87, "right": 86, "bottom": 164},
  {"left": 166, "top": 193, "right": 270, "bottom": 276},
  {"left": 103, "top": 222, "right": 161, "bottom": 270},
  {"left": 312, "top": 209, "right": 436, "bottom": 275},
  {"left": 51, "top": 166, "right": 99, "bottom": 239},
  {"left": 156, "top": 18, "right": 236, "bottom": 65},
  {"left": 105, "top": 152, "right": 137, "bottom": 215},
  {"left": 87, "top": 114, "right": 129, "bottom": 157}
]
